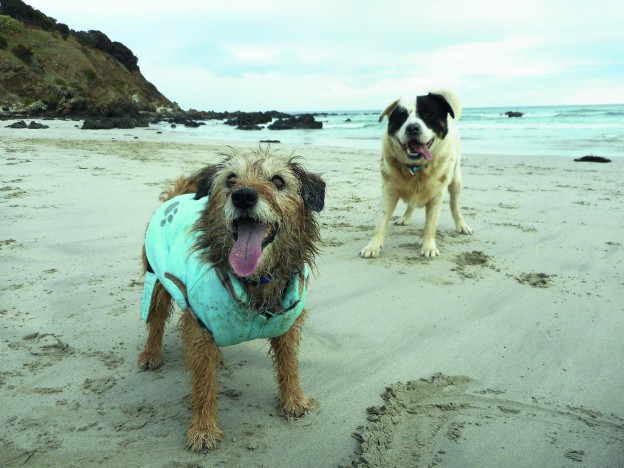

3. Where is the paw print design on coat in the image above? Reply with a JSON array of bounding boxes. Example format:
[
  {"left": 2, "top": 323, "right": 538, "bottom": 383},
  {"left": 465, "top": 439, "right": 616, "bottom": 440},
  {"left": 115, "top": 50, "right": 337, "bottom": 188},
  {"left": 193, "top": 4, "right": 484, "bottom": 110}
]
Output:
[{"left": 160, "top": 201, "right": 180, "bottom": 227}]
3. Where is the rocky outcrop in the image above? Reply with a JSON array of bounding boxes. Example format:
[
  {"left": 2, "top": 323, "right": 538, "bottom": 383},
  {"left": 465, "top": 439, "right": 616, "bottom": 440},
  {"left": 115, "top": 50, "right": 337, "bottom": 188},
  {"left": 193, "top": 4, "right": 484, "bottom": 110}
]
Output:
[
  {"left": 0, "top": 0, "right": 171, "bottom": 123},
  {"left": 504, "top": 111, "right": 524, "bottom": 118},
  {"left": 73, "top": 30, "right": 138, "bottom": 72},
  {"left": 0, "top": 2, "right": 329, "bottom": 131},
  {"left": 268, "top": 114, "right": 322, "bottom": 130}
]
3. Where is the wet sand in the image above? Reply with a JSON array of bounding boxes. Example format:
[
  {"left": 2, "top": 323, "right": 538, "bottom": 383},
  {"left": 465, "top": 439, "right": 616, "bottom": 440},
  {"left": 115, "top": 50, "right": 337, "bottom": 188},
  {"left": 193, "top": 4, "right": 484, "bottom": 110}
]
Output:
[{"left": 1, "top": 120, "right": 623, "bottom": 466}]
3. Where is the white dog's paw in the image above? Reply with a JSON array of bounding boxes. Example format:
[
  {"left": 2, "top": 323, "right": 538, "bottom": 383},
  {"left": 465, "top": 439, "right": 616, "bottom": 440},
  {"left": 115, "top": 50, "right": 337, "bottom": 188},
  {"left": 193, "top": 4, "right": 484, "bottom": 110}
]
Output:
[
  {"left": 421, "top": 243, "right": 439, "bottom": 258},
  {"left": 394, "top": 216, "right": 410, "bottom": 226},
  {"left": 457, "top": 222, "right": 473, "bottom": 235},
  {"left": 360, "top": 242, "right": 382, "bottom": 258}
]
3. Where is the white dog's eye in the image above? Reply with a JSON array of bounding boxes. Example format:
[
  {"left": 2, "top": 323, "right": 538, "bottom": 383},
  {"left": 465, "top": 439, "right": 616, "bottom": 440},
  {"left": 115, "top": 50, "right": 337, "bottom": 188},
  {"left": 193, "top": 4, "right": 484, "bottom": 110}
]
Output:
[
  {"left": 226, "top": 174, "right": 237, "bottom": 188},
  {"left": 271, "top": 176, "right": 285, "bottom": 190}
]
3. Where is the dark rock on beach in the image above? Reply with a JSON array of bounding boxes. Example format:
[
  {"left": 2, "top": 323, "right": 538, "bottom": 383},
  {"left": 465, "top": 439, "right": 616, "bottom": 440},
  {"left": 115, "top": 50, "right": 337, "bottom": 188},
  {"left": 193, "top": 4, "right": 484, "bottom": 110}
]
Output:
[
  {"left": 237, "top": 124, "right": 263, "bottom": 131},
  {"left": 182, "top": 120, "right": 203, "bottom": 128},
  {"left": 5, "top": 120, "right": 48, "bottom": 129},
  {"left": 223, "top": 111, "right": 290, "bottom": 130},
  {"left": 150, "top": 110, "right": 323, "bottom": 132},
  {"left": 268, "top": 114, "right": 322, "bottom": 130},
  {"left": 574, "top": 155, "right": 612, "bottom": 163},
  {"left": 159, "top": 115, "right": 205, "bottom": 128},
  {"left": 81, "top": 115, "right": 149, "bottom": 130},
  {"left": 28, "top": 121, "right": 49, "bottom": 129},
  {"left": 6, "top": 120, "right": 27, "bottom": 128},
  {"left": 504, "top": 111, "right": 524, "bottom": 118}
]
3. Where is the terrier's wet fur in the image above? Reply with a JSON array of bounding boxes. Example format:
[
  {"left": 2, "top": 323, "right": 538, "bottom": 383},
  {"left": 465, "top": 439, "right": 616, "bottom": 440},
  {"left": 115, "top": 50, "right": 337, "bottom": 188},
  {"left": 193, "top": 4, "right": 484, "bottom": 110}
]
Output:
[{"left": 138, "top": 149, "right": 325, "bottom": 452}]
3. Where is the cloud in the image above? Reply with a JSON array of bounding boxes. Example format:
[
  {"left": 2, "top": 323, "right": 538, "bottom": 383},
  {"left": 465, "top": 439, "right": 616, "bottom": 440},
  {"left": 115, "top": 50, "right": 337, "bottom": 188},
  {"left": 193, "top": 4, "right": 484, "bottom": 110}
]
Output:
[{"left": 24, "top": 0, "right": 624, "bottom": 109}]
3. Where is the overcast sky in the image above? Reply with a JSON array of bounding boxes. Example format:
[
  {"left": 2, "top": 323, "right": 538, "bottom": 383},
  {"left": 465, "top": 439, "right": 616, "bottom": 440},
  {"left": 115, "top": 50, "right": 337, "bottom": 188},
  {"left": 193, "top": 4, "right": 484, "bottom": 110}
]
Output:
[{"left": 23, "top": 0, "right": 624, "bottom": 112}]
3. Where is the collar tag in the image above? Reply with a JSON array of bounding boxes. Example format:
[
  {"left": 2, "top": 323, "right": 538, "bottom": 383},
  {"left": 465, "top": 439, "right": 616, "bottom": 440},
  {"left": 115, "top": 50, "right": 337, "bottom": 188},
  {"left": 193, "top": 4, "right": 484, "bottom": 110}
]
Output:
[
  {"left": 241, "top": 273, "right": 274, "bottom": 286},
  {"left": 405, "top": 164, "right": 421, "bottom": 175}
]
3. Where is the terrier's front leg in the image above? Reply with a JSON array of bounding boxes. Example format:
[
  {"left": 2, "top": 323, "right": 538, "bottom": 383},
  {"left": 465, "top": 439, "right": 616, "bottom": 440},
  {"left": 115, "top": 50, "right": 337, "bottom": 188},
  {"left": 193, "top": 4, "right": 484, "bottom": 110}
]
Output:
[
  {"left": 181, "top": 311, "right": 223, "bottom": 451},
  {"left": 270, "top": 311, "right": 313, "bottom": 416},
  {"left": 138, "top": 282, "right": 172, "bottom": 370}
]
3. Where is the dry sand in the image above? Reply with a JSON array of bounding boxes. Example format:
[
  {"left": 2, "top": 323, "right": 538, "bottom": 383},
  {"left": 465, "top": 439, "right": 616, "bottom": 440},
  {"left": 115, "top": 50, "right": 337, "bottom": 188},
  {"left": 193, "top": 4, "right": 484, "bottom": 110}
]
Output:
[{"left": 1, "top": 120, "right": 623, "bottom": 467}]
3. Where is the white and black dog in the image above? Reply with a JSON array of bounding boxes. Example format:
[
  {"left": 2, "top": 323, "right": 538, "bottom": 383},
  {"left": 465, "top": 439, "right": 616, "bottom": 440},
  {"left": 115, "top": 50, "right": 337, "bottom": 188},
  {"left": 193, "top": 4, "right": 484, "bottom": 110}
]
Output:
[{"left": 360, "top": 89, "right": 472, "bottom": 258}]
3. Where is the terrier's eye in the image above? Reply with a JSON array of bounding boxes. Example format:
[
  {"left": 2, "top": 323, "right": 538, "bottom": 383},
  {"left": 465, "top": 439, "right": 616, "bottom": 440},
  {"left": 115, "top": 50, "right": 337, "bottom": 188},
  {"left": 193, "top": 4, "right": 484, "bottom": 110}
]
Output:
[
  {"left": 226, "top": 174, "right": 237, "bottom": 188},
  {"left": 271, "top": 176, "right": 285, "bottom": 190}
]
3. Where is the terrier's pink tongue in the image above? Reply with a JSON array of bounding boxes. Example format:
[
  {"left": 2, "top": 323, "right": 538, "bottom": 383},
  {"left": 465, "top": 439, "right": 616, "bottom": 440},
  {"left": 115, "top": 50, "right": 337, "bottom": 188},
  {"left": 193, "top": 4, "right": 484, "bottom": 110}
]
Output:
[{"left": 229, "top": 220, "right": 268, "bottom": 277}]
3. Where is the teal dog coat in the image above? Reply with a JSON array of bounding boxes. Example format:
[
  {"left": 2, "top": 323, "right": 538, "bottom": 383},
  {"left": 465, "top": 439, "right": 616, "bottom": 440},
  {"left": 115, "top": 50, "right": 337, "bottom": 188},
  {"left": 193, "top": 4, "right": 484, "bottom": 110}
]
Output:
[{"left": 141, "top": 193, "right": 308, "bottom": 347}]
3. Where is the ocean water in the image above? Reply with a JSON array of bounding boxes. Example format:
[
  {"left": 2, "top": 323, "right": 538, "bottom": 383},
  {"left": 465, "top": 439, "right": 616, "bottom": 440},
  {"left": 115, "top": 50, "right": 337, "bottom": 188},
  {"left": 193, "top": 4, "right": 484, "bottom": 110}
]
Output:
[{"left": 159, "top": 104, "right": 624, "bottom": 158}]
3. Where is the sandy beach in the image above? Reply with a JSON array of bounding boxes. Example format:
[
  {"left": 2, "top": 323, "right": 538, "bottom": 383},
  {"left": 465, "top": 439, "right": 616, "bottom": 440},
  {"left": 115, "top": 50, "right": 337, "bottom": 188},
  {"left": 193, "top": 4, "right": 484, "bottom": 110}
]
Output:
[{"left": 1, "top": 120, "right": 623, "bottom": 467}]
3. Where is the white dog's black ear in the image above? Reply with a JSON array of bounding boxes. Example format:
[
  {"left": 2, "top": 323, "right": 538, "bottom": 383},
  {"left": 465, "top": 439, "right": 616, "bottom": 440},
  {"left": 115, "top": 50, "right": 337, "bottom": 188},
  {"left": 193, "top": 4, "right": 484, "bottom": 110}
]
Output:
[
  {"left": 292, "top": 163, "right": 326, "bottom": 212},
  {"left": 193, "top": 164, "right": 220, "bottom": 199},
  {"left": 379, "top": 98, "right": 400, "bottom": 122},
  {"left": 428, "top": 93, "right": 455, "bottom": 119}
]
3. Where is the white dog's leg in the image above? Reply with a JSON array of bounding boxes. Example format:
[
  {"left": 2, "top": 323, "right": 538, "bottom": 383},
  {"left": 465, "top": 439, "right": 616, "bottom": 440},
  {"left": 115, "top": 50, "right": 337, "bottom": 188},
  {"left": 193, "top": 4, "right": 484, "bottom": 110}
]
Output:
[
  {"left": 394, "top": 205, "right": 414, "bottom": 226},
  {"left": 448, "top": 166, "right": 472, "bottom": 235},
  {"left": 421, "top": 194, "right": 443, "bottom": 257},
  {"left": 360, "top": 190, "right": 399, "bottom": 258}
]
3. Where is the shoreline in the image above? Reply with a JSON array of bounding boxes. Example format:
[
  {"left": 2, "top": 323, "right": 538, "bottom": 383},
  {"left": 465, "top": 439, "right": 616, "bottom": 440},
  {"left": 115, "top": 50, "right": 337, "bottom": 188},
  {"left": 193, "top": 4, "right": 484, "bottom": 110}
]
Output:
[
  {"left": 0, "top": 113, "right": 624, "bottom": 161},
  {"left": 1, "top": 130, "right": 623, "bottom": 466},
  {"left": 2, "top": 116, "right": 622, "bottom": 159}
]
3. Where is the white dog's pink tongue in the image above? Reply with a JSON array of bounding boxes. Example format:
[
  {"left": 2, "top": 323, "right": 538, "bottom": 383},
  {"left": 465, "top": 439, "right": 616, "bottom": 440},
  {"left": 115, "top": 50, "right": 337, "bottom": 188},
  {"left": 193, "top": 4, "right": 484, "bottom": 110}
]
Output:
[
  {"left": 229, "top": 219, "right": 268, "bottom": 277},
  {"left": 409, "top": 141, "right": 432, "bottom": 160}
]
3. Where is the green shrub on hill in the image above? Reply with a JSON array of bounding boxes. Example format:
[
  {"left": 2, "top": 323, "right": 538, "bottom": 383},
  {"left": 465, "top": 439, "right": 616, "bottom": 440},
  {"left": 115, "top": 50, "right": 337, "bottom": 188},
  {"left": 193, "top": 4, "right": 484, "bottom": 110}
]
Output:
[
  {"left": 84, "top": 69, "right": 97, "bottom": 81},
  {"left": 0, "top": 14, "right": 23, "bottom": 34}
]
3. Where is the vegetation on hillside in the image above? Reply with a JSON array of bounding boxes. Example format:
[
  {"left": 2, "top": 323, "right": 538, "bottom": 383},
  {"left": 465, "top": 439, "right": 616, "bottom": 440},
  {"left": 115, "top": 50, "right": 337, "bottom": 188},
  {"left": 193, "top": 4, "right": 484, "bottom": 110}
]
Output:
[{"left": 0, "top": 0, "right": 172, "bottom": 116}]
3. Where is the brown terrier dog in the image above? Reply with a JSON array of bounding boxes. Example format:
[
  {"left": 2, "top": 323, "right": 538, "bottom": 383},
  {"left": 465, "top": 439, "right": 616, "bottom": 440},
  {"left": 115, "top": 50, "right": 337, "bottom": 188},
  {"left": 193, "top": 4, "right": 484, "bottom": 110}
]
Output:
[{"left": 137, "top": 149, "right": 325, "bottom": 452}]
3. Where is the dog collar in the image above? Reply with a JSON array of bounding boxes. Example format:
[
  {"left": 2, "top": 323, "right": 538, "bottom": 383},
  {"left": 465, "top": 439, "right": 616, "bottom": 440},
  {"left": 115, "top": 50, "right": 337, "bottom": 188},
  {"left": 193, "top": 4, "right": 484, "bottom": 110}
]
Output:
[
  {"left": 240, "top": 274, "right": 274, "bottom": 286},
  {"left": 404, "top": 164, "right": 422, "bottom": 175}
]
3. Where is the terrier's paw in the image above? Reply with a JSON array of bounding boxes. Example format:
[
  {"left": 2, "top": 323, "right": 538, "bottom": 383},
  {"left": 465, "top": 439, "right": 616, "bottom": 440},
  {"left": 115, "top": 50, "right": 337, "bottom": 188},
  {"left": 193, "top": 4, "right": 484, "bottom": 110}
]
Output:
[
  {"left": 282, "top": 394, "right": 314, "bottom": 417},
  {"left": 138, "top": 351, "right": 163, "bottom": 370},
  {"left": 186, "top": 426, "right": 223, "bottom": 452}
]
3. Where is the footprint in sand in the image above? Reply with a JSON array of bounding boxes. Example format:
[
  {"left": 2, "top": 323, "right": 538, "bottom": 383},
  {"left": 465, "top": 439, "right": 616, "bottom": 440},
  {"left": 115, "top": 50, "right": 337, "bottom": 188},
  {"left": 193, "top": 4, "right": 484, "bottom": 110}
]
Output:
[
  {"left": 516, "top": 272, "right": 554, "bottom": 288},
  {"left": 351, "top": 373, "right": 624, "bottom": 467},
  {"left": 452, "top": 251, "right": 493, "bottom": 279},
  {"left": 7, "top": 333, "right": 74, "bottom": 372}
]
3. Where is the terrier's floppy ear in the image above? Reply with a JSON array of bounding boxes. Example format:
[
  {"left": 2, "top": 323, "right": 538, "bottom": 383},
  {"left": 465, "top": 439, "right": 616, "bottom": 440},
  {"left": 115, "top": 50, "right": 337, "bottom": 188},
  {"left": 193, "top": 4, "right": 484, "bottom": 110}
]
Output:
[
  {"left": 193, "top": 164, "right": 221, "bottom": 200},
  {"left": 379, "top": 98, "right": 401, "bottom": 122},
  {"left": 291, "top": 163, "right": 326, "bottom": 212},
  {"left": 428, "top": 93, "right": 455, "bottom": 119}
]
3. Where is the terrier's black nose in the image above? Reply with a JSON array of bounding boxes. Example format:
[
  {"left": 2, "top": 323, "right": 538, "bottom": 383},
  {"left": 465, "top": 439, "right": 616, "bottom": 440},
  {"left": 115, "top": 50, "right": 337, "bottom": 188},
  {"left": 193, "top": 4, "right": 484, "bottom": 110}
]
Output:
[
  {"left": 232, "top": 187, "right": 258, "bottom": 209},
  {"left": 406, "top": 123, "right": 421, "bottom": 136}
]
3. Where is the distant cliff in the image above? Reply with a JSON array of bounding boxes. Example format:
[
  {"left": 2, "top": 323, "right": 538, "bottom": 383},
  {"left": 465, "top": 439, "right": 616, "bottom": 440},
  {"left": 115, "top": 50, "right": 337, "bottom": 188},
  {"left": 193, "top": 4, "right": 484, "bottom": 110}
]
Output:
[{"left": 0, "top": 0, "right": 173, "bottom": 117}]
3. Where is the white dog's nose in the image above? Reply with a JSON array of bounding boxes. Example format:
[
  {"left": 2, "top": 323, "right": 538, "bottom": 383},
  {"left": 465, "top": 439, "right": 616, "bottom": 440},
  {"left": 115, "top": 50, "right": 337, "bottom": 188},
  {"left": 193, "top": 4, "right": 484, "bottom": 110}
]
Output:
[{"left": 406, "top": 123, "right": 421, "bottom": 136}]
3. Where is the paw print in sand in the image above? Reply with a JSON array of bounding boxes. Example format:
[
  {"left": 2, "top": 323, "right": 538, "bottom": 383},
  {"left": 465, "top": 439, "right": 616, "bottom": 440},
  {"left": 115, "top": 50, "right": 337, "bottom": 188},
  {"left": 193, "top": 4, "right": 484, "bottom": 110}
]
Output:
[{"left": 160, "top": 201, "right": 180, "bottom": 227}]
